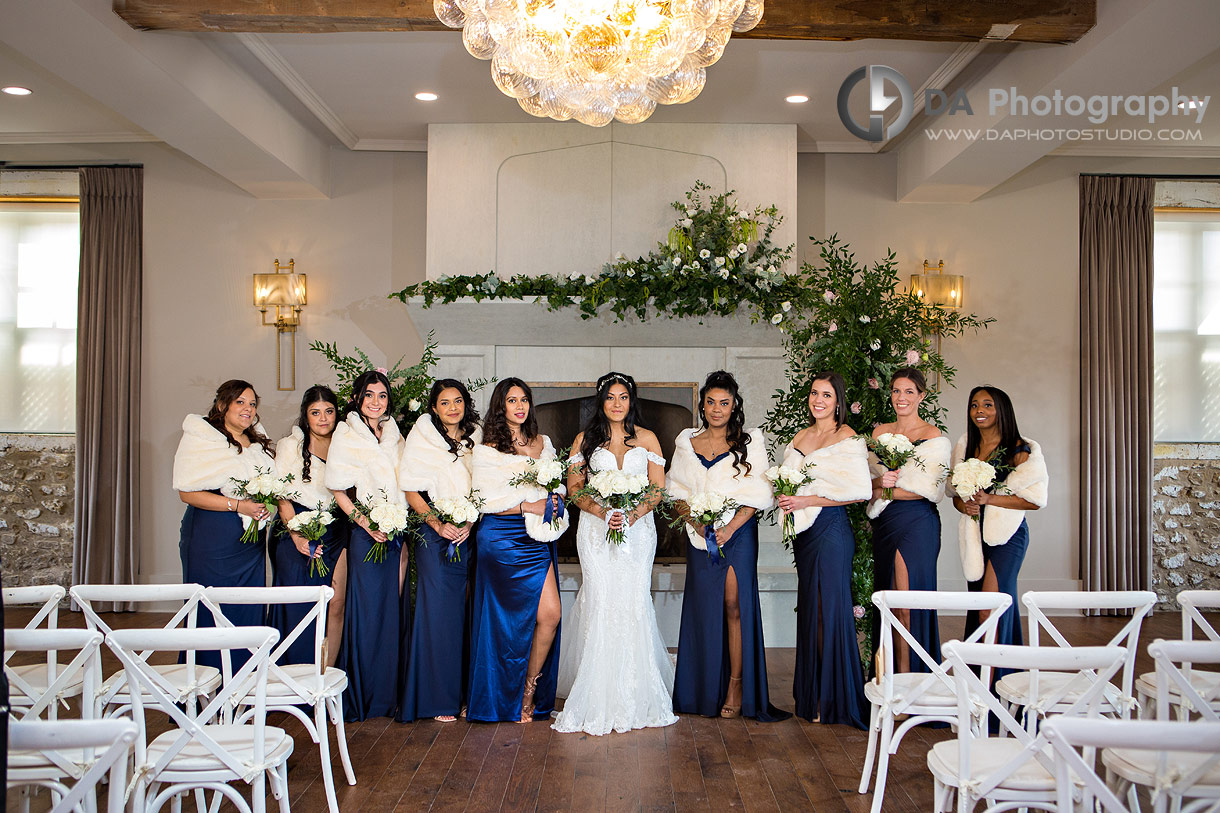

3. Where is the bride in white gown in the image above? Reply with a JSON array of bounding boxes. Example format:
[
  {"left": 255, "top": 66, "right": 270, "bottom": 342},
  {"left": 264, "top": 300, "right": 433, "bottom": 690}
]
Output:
[{"left": 553, "top": 372, "right": 679, "bottom": 735}]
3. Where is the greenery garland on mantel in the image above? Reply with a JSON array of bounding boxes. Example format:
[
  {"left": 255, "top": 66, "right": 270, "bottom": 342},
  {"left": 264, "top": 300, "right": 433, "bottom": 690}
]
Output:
[{"left": 382, "top": 181, "right": 994, "bottom": 663}]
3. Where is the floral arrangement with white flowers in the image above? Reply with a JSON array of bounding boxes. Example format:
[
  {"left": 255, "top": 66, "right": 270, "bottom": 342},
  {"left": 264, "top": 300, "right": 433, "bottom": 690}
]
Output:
[
  {"left": 681, "top": 492, "right": 740, "bottom": 559},
  {"left": 509, "top": 455, "right": 572, "bottom": 530},
  {"left": 576, "top": 469, "right": 664, "bottom": 546},
  {"left": 866, "top": 433, "right": 920, "bottom": 500},
  {"left": 285, "top": 504, "right": 337, "bottom": 578},
  {"left": 763, "top": 463, "right": 816, "bottom": 548},
  {"left": 427, "top": 491, "right": 485, "bottom": 562},
  {"left": 353, "top": 491, "right": 411, "bottom": 563},
  {"left": 229, "top": 467, "right": 298, "bottom": 544},
  {"left": 950, "top": 456, "right": 1012, "bottom": 523}
]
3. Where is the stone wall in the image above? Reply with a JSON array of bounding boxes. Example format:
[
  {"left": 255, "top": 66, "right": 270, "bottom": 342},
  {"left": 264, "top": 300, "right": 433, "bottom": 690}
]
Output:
[
  {"left": 0, "top": 434, "right": 74, "bottom": 590},
  {"left": 1152, "top": 443, "right": 1220, "bottom": 606}
]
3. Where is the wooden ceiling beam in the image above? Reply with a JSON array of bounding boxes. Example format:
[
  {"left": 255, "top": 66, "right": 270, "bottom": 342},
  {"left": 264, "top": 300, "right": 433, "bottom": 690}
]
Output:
[{"left": 114, "top": 1, "right": 1096, "bottom": 43}]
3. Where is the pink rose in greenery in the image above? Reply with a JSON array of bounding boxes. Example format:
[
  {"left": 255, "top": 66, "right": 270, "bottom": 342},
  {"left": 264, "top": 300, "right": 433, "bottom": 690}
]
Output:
[
  {"left": 868, "top": 378, "right": 880, "bottom": 389},
  {"left": 905, "top": 350, "right": 920, "bottom": 365},
  {"left": 850, "top": 401, "right": 862, "bottom": 414},
  {"left": 827, "top": 321, "right": 838, "bottom": 333},
  {"left": 823, "top": 290, "right": 838, "bottom": 303},
  {"left": 375, "top": 367, "right": 389, "bottom": 375}
]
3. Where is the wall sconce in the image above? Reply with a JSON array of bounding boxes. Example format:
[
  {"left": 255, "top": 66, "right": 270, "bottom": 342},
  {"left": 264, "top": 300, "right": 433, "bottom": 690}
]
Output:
[
  {"left": 253, "top": 258, "right": 307, "bottom": 391},
  {"left": 910, "top": 259, "right": 964, "bottom": 310}
]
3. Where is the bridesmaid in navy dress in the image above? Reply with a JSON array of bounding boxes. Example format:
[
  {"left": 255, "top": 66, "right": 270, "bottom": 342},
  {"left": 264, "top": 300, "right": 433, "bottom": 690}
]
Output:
[
  {"left": 468, "top": 378, "right": 567, "bottom": 723},
  {"left": 172, "top": 379, "right": 276, "bottom": 672},
  {"left": 777, "top": 371, "right": 871, "bottom": 728},
  {"left": 867, "top": 368, "right": 951, "bottom": 673},
  {"left": 272, "top": 386, "right": 349, "bottom": 667},
  {"left": 326, "top": 371, "right": 406, "bottom": 720},
  {"left": 397, "top": 379, "right": 482, "bottom": 722},
  {"left": 669, "top": 371, "right": 790, "bottom": 722}
]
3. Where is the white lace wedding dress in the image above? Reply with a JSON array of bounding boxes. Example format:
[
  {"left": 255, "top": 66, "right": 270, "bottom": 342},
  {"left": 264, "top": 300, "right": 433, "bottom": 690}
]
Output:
[{"left": 552, "top": 446, "right": 679, "bottom": 735}]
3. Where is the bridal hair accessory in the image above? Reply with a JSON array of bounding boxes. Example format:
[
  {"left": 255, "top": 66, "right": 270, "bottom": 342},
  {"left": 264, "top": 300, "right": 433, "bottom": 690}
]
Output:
[{"left": 597, "top": 371, "right": 635, "bottom": 393}]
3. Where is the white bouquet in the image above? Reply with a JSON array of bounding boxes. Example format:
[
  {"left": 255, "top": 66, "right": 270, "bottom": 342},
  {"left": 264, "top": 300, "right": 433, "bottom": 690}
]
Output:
[
  {"left": 354, "top": 490, "right": 411, "bottom": 563},
  {"left": 286, "top": 504, "right": 336, "bottom": 578},
  {"left": 229, "top": 467, "right": 298, "bottom": 544},
  {"left": 509, "top": 455, "right": 571, "bottom": 529},
  {"left": 951, "top": 458, "right": 998, "bottom": 523},
  {"left": 427, "top": 490, "right": 485, "bottom": 561},
  {"left": 577, "top": 469, "right": 661, "bottom": 545},
  {"left": 867, "top": 433, "right": 919, "bottom": 500},
  {"left": 764, "top": 462, "right": 816, "bottom": 549},
  {"left": 684, "top": 491, "right": 740, "bottom": 558}
]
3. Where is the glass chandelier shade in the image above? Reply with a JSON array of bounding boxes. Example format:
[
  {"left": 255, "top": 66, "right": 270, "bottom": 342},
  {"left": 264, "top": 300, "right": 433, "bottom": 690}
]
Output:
[{"left": 434, "top": 0, "right": 764, "bottom": 125}]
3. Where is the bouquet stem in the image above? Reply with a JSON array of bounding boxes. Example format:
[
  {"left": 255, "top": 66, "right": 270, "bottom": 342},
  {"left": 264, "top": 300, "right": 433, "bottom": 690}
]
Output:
[
  {"left": 882, "top": 486, "right": 895, "bottom": 501},
  {"left": 781, "top": 512, "right": 795, "bottom": 549},
  {"left": 364, "top": 541, "right": 388, "bottom": 564},
  {"left": 309, "top": 544, "right": 330, "bottom": 579},
  {"left": 239, "top": 520, "right": 261, "bottom": 545}
]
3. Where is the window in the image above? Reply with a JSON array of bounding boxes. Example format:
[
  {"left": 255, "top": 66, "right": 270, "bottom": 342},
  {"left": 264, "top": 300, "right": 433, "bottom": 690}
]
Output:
[
  {"left": 0, "top": 200, "right": 79, "bottom": 433},
  {"left": 1153, "top": 210, "right": 1220, "bottom": 442}
]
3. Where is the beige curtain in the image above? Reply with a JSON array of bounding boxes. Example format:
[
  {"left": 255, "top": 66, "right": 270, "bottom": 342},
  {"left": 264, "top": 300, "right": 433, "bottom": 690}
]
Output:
[
  {"left": 72, "top": 167, "right": 142, "bottom": 607},
  {"left": 1079, "top": 175, "right": 1154, "bottom": 596}
]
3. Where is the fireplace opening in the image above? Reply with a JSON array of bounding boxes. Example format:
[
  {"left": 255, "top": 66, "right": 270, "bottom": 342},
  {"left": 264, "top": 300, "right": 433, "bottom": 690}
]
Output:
[{"left": 531, "top": 382, "right": 697, "bottom": 563}]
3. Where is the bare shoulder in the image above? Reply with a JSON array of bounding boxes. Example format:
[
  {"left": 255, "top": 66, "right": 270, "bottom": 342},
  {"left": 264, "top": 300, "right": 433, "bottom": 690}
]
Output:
[
  {"left": 634, "top": 427, "right": 662, "bottom": 453},
  {"left": 1012, "top": 450, "right": 1030, "bottom": 466},
  {"left": 790, "top": 426, "right": 813, "bottom": 447},
  {"left": 872, "top": 421, "right": 895, "bottom": 438},
  {"left": 837, "top": 425, "right": 858, "bottom": 440},
  {"left": 570, "top": 431, "right": 585, "bottom": 451}
]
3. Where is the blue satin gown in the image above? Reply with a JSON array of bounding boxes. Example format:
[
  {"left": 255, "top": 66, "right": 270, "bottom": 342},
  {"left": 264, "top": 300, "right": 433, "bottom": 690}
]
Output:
[
  {"left": 179, "top": 493, "right": 266, "bottom": 673},
  {"left": 467, "top": 513, "right": 559, "bottom": 723},
  {"left": 268, "top": 502, "right": 348, "bottom": 666},
  {"left": 339, "top": 525, "right": 404, "bottom": 720},
  {"left": 871, "top": 498, "right": 942, "bottom": 672},
  {"left": 398, "top": 521, "right": 473, "bottom": 721},
  {"left": 792, "top": 506, "right": 867, "bottom": 728},
  {"left": 672, "top": 455, "right": 789, "bottom": 722}
]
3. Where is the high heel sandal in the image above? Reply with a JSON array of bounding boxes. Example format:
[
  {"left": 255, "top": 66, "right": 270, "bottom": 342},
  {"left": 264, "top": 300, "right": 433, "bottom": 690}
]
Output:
[
  {"left": 720, "top": 676, "right": 743, "bottom": 719},
  {"left": 518, "top": 672, "right": 541, "bottom": 724}
]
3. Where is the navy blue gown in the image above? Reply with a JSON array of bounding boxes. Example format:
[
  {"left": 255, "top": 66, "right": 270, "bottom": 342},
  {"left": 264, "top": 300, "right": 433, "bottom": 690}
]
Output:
[
  {"left": 871, "top": 497, "right": 942, "bottom": 672},
  {"left": 792, "top": 506, "right": 867, "bottom": 728},
  {"left": 179, "top": 494, "right": 266, "bottom": 673},
  {"left": 673, "top": 453, "right": 789, "bottom": 722},
  {"left": 268, "top": 501, "right": 348, "bottom": 666},
  {"left": 467, "top": 513, "right": 558, "bottom": 723},
  {"left": 339, "top": 525, "right": 404, "bottom": 720},
  {"left": 398, "top": 521, "right": 473, "bottom": 721}
]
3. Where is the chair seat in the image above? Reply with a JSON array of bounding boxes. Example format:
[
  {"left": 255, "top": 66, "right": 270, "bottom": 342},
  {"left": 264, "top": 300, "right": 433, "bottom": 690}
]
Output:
[
  {"left": 1135, "top": 670, "right": 1220, "bottom": 703},
  {"left": 7, "top": 664, "right": 84, "bottom": 703},
  {"left": 235, "top": 664, "right": 349, "bottom": 703},
  {"left": 865, "top": 673, "right": 957, "bottom": 708},
  {"left": 996, "top": 670, "right": 1124, "bottom": 711},
  {"left": 927, "top": 738, "right": 1055, "bottom": 792},
  {"left": 1103, "top": 746, "right": 1220, "bottom": 787},
  {"left": 100, "top": 663, "right": 222, "bottom": 703},
  {"left": 147, "top": 724, "right": 293, "bottom": 773},
  {"left": 8, "top": 747, "right": 92, "bottom": 772}
]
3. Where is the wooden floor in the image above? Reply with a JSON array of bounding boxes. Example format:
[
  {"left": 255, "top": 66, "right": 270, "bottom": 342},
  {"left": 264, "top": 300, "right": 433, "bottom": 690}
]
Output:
[{"left": 4, "top": 609, "right": 1205, "bottom": 812}]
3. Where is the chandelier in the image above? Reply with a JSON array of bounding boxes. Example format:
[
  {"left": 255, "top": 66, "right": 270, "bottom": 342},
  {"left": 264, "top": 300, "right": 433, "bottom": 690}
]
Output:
[{"left": 433, "top": 0, "right": 764, "bottom": 126}]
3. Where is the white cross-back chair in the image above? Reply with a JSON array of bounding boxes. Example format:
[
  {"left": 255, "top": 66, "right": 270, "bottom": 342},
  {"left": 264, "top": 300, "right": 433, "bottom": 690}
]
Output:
[
  {"left": 201, "top": 585, "right": 356, "bottom": 813},
  {"left": 995, "top": 590, "right": 1155, "bottom": 731},
  {"left": 1136, "top": 590, "right": 1220, "bottom": 719},
  {"left": 1044, "top": 717, "right": 1220, "bottom": 813},
  {"left": 858, "top": 590, "right": 1012, "bottom": 813},
  {"left": 70, "top": 583, "right": 223, "bottom": 719},
  {"left": 1102, "top": 640, "right": 1220, "bottom": 813},
  {"left": 4, "top": 586, "right": 82, "bottom": 717},
  {"left": 9, "top": 718, "right": 138, "bottom": 813},
  {"left": 106, "top": 626, "right": 293, "bottom": 813},
  {"left": 929, "top": 641, "right": 1127, "bottom": 813}
]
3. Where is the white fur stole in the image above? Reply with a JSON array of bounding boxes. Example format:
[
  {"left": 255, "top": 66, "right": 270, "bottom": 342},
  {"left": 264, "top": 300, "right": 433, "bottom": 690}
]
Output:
[
  {"left": 324, "top": 412, "right": 405, "bottom": 504},
  {"left": 397, "top": 416, "right": 482, "bottom": 501},
  {"left": 950, "top": 434, "right": 1049, "bottom": 581},
  {"left": 780, "top": 435, "right": 872, "bottom": 535},
  {"left": 172, "top": 414, "right": 275, "bottom": 497},
  {"left": 471, "top": 436, "right": 569, "bottom": 542},
  {"left": 866, "top": 435, "right": 952, "bottom": 519},
  {"left": 274, "top": 427, "right": 335, "bottom": 512},
  {"left": 669, "top": 428, "right": 773, "bottom": 550}
]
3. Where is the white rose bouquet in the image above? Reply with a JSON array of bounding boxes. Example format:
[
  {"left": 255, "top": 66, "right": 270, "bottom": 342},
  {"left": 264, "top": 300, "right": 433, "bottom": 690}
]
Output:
[
  {"left": 682, "top": 491, "right": 740, "bottom": 558},
  {"left": 229, "top": 467, "right": 298, "bottom": 544},
  {"left": 427, "top": 490, "right": 485, "bottom": 562},
  {"left": 353, "top": 490, "right": 411, "bottom": 563},
  {"left": 509, "top": 455, "right": 571, "bottom": 529},
  {"left": 285, "top": 504, "right": 337, "bottom": 578},
  {"left": 764, "top": 462, "right": 816, "bottom": 548},
  {"left": 576, "top": 469, "right": 663, "bottom": 545},
  {"left": 866, "top": 433, "right": 919, "bottom": 500},
  {"left": 951, "top": 458, "right": 998, "bottom": 523}
]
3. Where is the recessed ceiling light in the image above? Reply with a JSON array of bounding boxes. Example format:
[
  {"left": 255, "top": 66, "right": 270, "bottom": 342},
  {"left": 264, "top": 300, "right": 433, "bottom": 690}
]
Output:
[
  {"left": 415, "top": 91, "right": 438, "bottom": 102},
  {"left": 785, "top": 94, "right": 809, "bottom": 104},
  {"left": 2, "top": 86, "right": 32, "bottom": 96},
  {"left": 1178, "top": 99, "right": 1201, "bottom": 110}
]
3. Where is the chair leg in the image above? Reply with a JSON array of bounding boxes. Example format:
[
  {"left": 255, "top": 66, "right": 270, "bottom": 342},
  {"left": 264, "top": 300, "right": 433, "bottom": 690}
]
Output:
[
  {"left": 252, "top": 772, "right": 266, "bottom": 813},
  {"left": 870, "top": 712, "right": 897, "bottom": 813},
  {"left": 330, "top": 696, "right": 357, "bottom": 785},
  {"left": 317, "top": 701, "right": 341, "bottom": 813},
  {"left": 277, "top": 764, "right": 292, "bottom": 813},
  {"left": 858, "top": 703, "right": 881, "bottom": 794}
]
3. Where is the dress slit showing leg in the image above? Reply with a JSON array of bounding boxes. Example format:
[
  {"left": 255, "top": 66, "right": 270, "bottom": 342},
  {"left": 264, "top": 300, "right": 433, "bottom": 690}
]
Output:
[{"left": 871, "top": 498, "right": 942, "bottom": 673}]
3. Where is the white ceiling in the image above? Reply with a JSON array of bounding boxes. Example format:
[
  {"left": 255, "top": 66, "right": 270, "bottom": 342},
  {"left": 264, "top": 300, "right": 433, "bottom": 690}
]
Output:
[{"left": 0, "top": 0, "right": 1217, "bottom": 200}]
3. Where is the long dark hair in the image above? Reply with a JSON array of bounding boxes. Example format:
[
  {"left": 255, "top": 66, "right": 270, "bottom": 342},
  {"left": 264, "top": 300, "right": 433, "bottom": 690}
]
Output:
[
  {"left": 428, "top": 378, "right": 481, "bottom": 458},
  {"left": 483, "top": 377, "right": 538, "bottom": 454},
  {"left": 965, "top": 385, "right": 1024, "bottom": 468},
  {"left": 809, "top": 370, "right": 848, "bottom": 429},
  {"left": 296, "top": 385, "right": 338, "bottom": 483},
  {"left": 344, "top": 370, "right": 394, "bottom": 435},
  {"left": 579, "top": 371, "right": 644, "bottom": 465},
  {"left": 205, "top": 379, "right": 274, "bottom": 454},
  {"left": 699, "top": 370, "right": 751, "bottom": 476}
]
